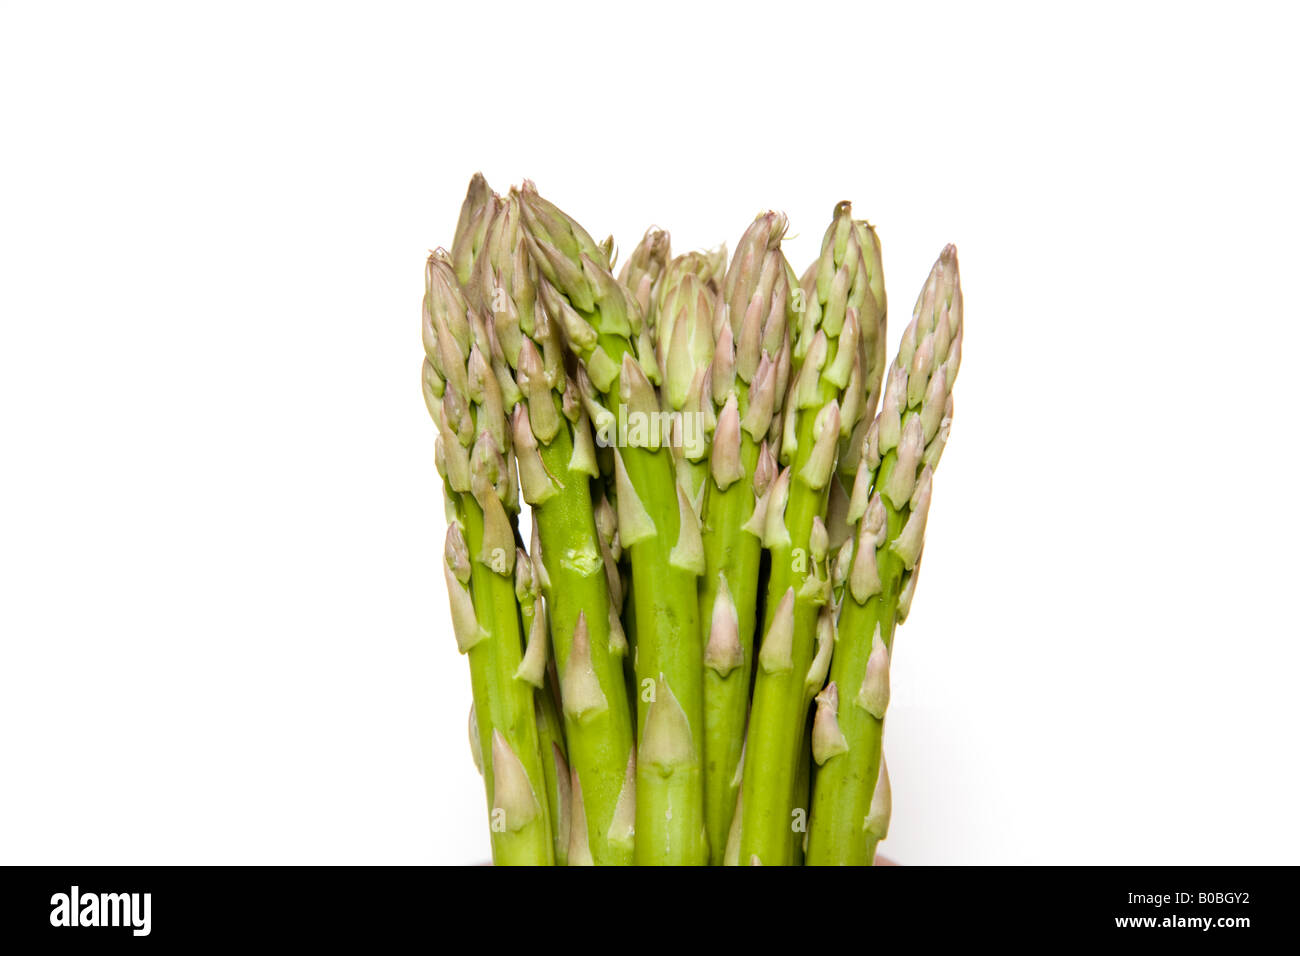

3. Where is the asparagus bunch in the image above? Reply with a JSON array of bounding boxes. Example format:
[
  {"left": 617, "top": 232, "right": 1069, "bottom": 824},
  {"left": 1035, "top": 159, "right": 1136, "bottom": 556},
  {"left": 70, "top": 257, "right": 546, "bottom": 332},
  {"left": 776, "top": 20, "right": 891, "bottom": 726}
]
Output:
[{"left": 421, "top": 174, "right": 963, "bottom": 865}]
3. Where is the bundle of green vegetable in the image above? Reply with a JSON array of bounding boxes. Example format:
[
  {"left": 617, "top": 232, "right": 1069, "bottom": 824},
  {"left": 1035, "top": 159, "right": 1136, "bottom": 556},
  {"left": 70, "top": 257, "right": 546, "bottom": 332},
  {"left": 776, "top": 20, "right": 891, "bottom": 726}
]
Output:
[{"left": 421, "top": 175, "right": 962, "bottom": 865}]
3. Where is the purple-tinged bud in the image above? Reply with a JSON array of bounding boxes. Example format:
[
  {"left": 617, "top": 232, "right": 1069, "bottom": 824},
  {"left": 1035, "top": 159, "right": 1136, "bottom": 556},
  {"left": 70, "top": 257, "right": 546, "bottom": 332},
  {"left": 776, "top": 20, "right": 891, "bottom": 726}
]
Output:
[
  {"left": 561, "top": 612, "right": 608, "bottom": 722},
  {"left": 757, "top": 588, "right": 795, "bottom": 674},
  {"left": 704, "top": 575, "right": 743, "bottom": 676},
  {"left": 491, "top": 731, "right": 541, "bottom": 832},
  {"left": 882, "top": 414, "right": 924, "bottom": 508},
  {"left": 890, "top": 466, "right": 932, "bottom": 570},
  {"left": 812, "top": 681, "right": 850, "bottom": 764},
  {"left": 639, "top": 676, "right": 696, "bottom": 773},
  {"left": 857, "top": 626, "right": 890, "bottom": 718},
  {"left": 711, "top": 394, "right": 743, "bottom": 490}
]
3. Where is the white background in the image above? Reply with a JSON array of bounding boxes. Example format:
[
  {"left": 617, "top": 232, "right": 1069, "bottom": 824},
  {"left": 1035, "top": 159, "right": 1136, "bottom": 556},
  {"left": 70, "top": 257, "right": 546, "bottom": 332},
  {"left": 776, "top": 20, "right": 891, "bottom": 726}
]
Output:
[{"left": 2, "top": 1, "right": 1297, "bottom": 865}]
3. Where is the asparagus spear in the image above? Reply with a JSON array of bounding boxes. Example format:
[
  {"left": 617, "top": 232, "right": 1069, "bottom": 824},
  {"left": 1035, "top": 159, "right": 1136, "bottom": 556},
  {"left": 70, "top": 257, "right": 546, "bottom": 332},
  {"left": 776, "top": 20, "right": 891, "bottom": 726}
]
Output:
[
  {"left": 619, "top": 227, "right": 671, "bottom": 324},
  {"left": 806, "top": 245, "right": 961, "bottom": 865},
  {"left": 698, "top": 212, "right": 794, "bottom": 862},
  {"left": 477, "top": 189, "right": 637, "bottom": 865},
  {"left": 515, "top": 547, "right": 573, "bottom": 865},
  {"left": 737, "top": 203, "right": 886, "bottom": 864},
  {"left": 423, "top": 251, "right": 555, "bottom": 865},
  {"left": 519, "top": 182, "right": 707, "bottom": 865},
  {"left": 610, "top": 227, "right": 671, "bottom": 635},
  {"left": 657, "top": 248, "right": 726, "bottom": 510},
  {"left": 450, "top": 172, "right": 496, "bottom": 293},
  {"left": 452, "top": 183, "right": 574, "bottom": 860}
]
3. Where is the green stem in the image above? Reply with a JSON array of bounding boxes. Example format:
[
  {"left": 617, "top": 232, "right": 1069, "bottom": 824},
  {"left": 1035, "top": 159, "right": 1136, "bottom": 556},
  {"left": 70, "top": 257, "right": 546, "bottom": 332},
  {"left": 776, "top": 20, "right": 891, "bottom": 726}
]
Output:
[
  {"left": 791, "top": 705, "right": 813, "bottom": 865},
  {"left": 738, "top": 411, "right": 829, "bottom": 865},
  {"left": 806, "top": 456, "right": 906, "bottom": 866},
  {"left": 699, "top": 431, "right": 763, "bottom": 863},
  {"left": 626, "top": 441, "right": 706, "bottom": 866},
  {"left": 534, "top": 678, "right": 570, "bottom": 866},
  {"left": 533, "top": 428, "right": 635, "bottom": 865},
  {"left": 461, "top": 498, "right": 555, "bottom": 865}
]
